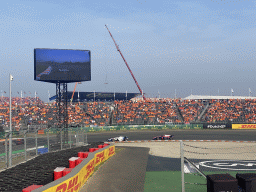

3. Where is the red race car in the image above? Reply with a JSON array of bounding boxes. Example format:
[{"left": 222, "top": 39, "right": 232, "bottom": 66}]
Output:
[
  {"left": 2, "top": 138, "right": 24, "bottom": 145},
  {"left": 152, "top": 134, "right": 174, "bottom": 140}
]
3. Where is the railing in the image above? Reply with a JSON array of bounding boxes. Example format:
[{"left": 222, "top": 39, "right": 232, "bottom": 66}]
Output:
[{"left": 0, "top": 127, "right": 88, "bottom": 171}]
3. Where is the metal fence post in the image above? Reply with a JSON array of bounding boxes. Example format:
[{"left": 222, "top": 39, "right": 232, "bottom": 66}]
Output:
[
  {"left": 82, "top": 129, "right": 85, "bottom": 145},
  {"left": 76, "top": 130, "right": 78, "bottom": 146},
  {"left": 69, "top": 129, "right": 71, "bottom": 149},
  {"left": 47, "top": 129, "right": 50, "bottom": 152},
  {"left": 180, "top": 141, "right": 185, "bottom": 192},
  {"left": 77, "top": 129, "right": 79, "bottom": 146},
  {"left": 85, "top": 129, "right": 87, "bottom": 144},
  {"left": 60, "top": 129, "right": 63, "bottom": 150},
  {"left": 24, "top": 131, "right": 27, "bottom": 161},
  {"left": 36, "top": 128, "right": 38, "bottom": 156}
]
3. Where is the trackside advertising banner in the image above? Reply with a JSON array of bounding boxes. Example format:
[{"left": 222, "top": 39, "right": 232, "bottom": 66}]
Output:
[
  {"left": 203, "top": 123, "right": 231, "bottom": 129},
  {"left": 43, "top": 145, "right": 115, "bottom": 192},
  {"left": 45, "top": 124, "right": 204, "bottom": 134},
  {"left": 232, "top": 124, "right": 256, "bottom": 129}
]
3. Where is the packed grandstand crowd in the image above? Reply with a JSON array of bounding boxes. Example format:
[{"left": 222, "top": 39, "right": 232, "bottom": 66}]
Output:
[{"left": 0, "top": 96, "right": 256, "bottom": 131}]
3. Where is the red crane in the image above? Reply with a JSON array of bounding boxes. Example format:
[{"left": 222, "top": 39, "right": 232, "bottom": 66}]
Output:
[
  {"left": 70, "top": 82, "right": 81, "bottom": 104},
  {"left": 105, "top": 24, "right": 146, "bottom": 100}
]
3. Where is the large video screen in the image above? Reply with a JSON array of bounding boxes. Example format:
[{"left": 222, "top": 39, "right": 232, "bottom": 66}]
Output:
[{"left": 34, "top": 48, "right": 91, "bottom": 83}]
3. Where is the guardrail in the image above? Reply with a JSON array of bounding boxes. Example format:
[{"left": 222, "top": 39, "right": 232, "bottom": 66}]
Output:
[{"left": 43, "top": 124, "right": 204, "bottom": 134}]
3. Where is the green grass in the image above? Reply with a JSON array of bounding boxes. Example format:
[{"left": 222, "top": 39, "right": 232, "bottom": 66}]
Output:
[
  {"left": 144, "top": 170, "right": 251, "bottom": 192},
  {"left": 144, "top": 171, "right": 183, "bottom": 192},
  {"left": 0, "top": 149, "right": 25, "bottom": 157}
]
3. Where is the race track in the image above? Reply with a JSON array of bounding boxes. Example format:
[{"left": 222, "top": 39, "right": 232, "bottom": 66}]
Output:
[
  {"left": 1, "top": 129, "right": 256, "bottom": 154},
  {"left": 84, "top": 129, "right": 256, "bottom": 142}
]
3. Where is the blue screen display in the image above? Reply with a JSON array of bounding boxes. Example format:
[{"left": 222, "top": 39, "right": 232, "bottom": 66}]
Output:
[{"left": 34, "top": 48, "right": 91, "bottom": 82}]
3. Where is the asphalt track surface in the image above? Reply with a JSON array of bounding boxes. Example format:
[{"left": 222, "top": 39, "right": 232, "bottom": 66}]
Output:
[
  {"left": 80, "top": 147, "right": 150, "bottom": 192},
  {"left": 79, "top": 129, "right": 256, "bottom": 142}
]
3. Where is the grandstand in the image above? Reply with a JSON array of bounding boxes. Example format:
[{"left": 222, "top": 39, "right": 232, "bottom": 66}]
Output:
[{"left": 1, "top": 94, "right": 256, "bottom": 133}]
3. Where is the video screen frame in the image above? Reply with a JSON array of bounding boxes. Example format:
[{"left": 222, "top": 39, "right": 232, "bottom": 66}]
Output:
[{"left": 34, "top": 48, "right": 91, "bottom": 83}]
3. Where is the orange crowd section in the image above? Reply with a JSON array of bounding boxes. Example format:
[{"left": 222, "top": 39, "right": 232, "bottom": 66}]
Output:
[{"left": 0, "top": 96, "right": 256, "bottom": 131}]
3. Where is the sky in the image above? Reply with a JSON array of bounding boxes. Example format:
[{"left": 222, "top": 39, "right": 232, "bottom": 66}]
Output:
[{"left": 1, "top": 0, "right": 256, "bottom": 102}]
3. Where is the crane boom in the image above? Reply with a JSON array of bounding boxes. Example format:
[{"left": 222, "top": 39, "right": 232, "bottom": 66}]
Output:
[
  {"left": 70, "top": 82, "right": 78, "bottom": 104},
  {"left": 105, "top": 24, "right": 146, "bottom": 100}
]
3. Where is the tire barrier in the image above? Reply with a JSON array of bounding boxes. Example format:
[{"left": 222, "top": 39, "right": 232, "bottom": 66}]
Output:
[
  {"left": 22, "top": 184, "right": 43, "bottom": 192},
  {"left": 77, "top": 152, "right": 84, "bottom": 158},
  {"left": 69, "top": 157, "right": 79, "bottom": 169},
  {"left": 0, "top": 142, "right": 105, "bottom": 191},
  {"left": 32, "top": 143, "right": 114, "bottom": 192},
  {"left": 53, "top": 146, "right": 110, "bottom": 181},
  {"left": 54, "top": 167, "right": 66, "bottom": 181},
  {"left": 63, "top": 168, "right": 73, "bottom": 177},
  {"left": 75, "top": 158, "right": 85, "bottom": 166},
  {"left": 83, "top": 152, "right": 89, "bottom": 158}
]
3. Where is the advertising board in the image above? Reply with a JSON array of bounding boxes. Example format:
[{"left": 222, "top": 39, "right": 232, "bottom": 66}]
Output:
[
  {"left": 232, "top": 124, "right": 256, "bottom": 129},
  {"left": 42, "top": 145, "right": 115, "bottom": 192},
  {"left": 34, "top": 48, "right": 91, "bottom": 83},
  {"left": 203, "top": 123, "right": 231, "bottom": 129}
]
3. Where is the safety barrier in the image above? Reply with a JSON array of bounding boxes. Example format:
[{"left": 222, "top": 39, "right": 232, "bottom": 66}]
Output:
[
  {"left": 87, "top": 124, "right": 203, "bottom": 131},
  {"left": 42, "top": 124, "right": 203, "bottom": 134},
  {"left": 232, "top": 124, "right": 256, "bottom": 129},
  {"left": 202, "top": 123, "right": 232, "bottom": 129},
  {"left": 32, "top": 143, "right": 115, "bottom": 192}
]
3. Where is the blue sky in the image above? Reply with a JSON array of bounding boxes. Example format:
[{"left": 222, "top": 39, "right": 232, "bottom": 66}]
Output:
[{"left": 1, "top": 0, "right": 256, "bottom": 101}]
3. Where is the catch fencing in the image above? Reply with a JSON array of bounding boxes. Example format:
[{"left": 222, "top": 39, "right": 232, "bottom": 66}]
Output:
[
  {"left": 0, "top": 127, "right": 89, "bottom": 171},
  {"left": 0, "top": 124, "right": 203, "bottom": 171}
]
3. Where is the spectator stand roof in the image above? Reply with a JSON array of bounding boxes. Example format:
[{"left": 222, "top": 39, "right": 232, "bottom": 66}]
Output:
[
  {"left": 49, "top": 92, "right": 140, "bottom": 102},
  {"left": 183, "top": 95, "right": 256, "bottom": 100}
]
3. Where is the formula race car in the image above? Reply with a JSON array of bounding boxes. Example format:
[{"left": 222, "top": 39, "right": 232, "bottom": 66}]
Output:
[
  {"left": 107, "top": 136, "right": 128, "bottom": 142},
  {"left": 2, "top": 138, "right": 24, "bottom": 145},
  {"left": 152, "top": 134, "right": 174, "bottom": 140}
]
